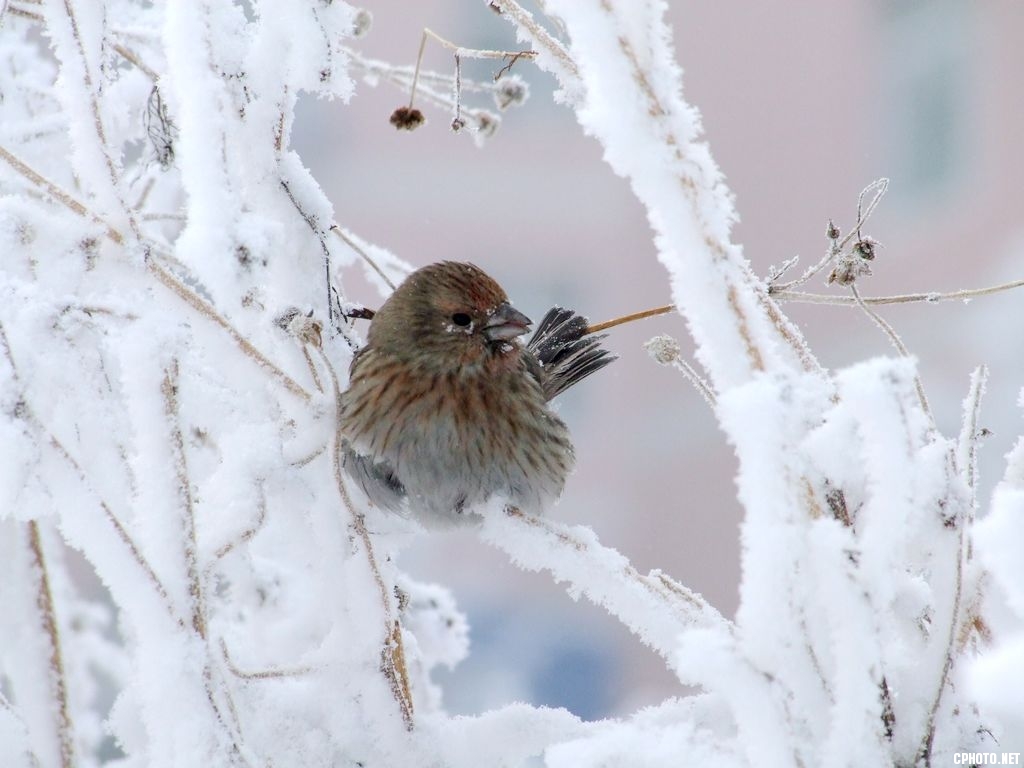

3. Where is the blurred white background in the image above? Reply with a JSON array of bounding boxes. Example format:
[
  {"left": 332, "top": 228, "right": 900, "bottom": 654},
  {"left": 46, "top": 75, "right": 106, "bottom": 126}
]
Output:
[{"left": 295, "top": 1, "right": 1024, "bottom": 719}]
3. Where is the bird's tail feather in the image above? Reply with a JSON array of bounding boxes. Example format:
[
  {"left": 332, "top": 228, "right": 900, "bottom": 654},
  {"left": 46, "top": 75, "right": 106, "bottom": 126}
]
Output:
[{"left": 527, "top": 307, "right": 617, "bottom": 401}]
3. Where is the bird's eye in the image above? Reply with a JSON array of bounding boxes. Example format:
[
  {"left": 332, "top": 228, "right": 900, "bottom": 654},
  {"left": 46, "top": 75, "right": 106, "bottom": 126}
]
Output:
[{"left": 451, "top": 312, "right": 472, "bottom": 327}]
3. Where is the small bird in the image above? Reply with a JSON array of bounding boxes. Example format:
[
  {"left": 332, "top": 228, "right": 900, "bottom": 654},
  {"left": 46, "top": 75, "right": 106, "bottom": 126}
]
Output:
[{"left": 339, "top": 261, "right": 615, "bottom": 525}]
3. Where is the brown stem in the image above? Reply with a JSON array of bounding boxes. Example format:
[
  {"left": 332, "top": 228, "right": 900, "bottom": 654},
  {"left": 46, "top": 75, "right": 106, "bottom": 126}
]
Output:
[
  {"left": 585, "top": 304, "right": 673, "bottom": 334},
  {"left": 26, "top": 522, "right": 75, "bottom": 768},
  {"left": 162, "top": 359, "right": 206, "bottom": 639}
]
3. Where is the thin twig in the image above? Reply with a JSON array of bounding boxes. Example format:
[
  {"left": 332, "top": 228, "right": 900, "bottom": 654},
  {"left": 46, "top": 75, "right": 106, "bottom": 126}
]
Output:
[
  {"left": 146, "top": 256, "right": 312, "bottom": 402},
  {"left": 586, "top": 304, "right": 673, "bottom": 334},
  {"left": 219, "top": 638, "right": 313, "bottom": 680},
  {"left": 162, "top": 359, "right": 206, "bottom": 639},
  {"left": 330, "top": 226, "right": 397, "bottom": 291},
  {"left": 6, "top": 4, "right": 42, "bottom": 22},
  {"left": 110, "top": 41, "right": 158, "bottom": 80},
  {"left": 212, "top": 484, "right": 268, "bottom": 563},
  {"left": 489, "top": 0, "right": 580, "bottom": 83},
  {"left": 772, "top": 179, "right": 888, "bottom": 292},
  {"left": 0, "top": 144, "right": 124, "bottom": 244},
  {"left": 644, "top": 334, "right": 716, "bottom": 407},
  {"left": 850, "top": 283, "right": 935, "bottom": 431},
  {"left": 771, "top": 278, "right": 1024, "bottom": 306},
  {"left": 26, "top": 522, "right": 75, "bottom": 768},
  {"left": 291, "top": 445, "right": 326, "bottom": 468},
  {"left": 422, "top": 27, "right": 537, "bottom": 62}
]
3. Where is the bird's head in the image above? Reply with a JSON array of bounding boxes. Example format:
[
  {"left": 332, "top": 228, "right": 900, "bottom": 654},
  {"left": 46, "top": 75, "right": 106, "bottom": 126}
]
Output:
[{"left": 367, "top": 261, "right": 532, "bottom": 373}]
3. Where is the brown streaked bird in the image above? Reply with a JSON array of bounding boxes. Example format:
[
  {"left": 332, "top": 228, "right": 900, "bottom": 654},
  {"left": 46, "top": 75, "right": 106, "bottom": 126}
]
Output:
[{"left": 339, "top": 261, "right": 615, "bottom": 525}]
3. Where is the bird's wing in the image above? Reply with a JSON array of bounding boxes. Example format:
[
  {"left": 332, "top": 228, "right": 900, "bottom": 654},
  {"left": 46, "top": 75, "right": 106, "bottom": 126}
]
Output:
[
  {"left": 526, "top": 307, "right": 617, "bottom": 401},
  {"left": 341, "top": 440, "right": 407, "bottom": 512}
]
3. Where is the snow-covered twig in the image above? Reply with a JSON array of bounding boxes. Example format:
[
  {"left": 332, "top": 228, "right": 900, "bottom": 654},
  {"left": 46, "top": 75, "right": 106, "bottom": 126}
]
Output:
[
  {"left": 146, "top": 256, "right": 313, "bottom": 400},
  {"left": 770, "top": 179, "right": 888, "bottom": 292},
  {"left": 482, "top": 506, "right": 730, "bottom": 679},
  {"left": 0, "top": 144, "right": 124, "bottom": 244},
  {"left": 850, "top": 283, "right": 935, "bottom": 431},
  {"left": 161, "top": 358, "right": 207, "bottom": 640},
  {"left": 25, "top": 521, "right": 75, "bottom": 768},
  {"left": 41, "top": 0, "right": 142, "bottom": 240},
  {"left": 644, "top": 334, "right": 717, "bottom": 407},
  {"left": 771, "top": 277, "right": 1024, "bottom": 306},
  {"left": 487, "top": 0, "right": 580, "bottom": 92}
]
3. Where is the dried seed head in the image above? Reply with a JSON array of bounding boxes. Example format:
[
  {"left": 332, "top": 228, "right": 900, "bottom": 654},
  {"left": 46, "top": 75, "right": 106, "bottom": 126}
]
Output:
[
  {"left": 854, "top": 238, "right": 878, "bottom": 261},
  {"left": 493, "top": 77, "right": 528, "bottom": 110},
  {"left": 350, "top": 8, "right": 372, "bottom": 38},
  {"left": 826, "top": 220, "right": 840, "bottom": 241},
  {"left": 827, "top": 256, "right": 872, "bottom": 286},
  {"left": 276, "top": 308, "right": 323, "bottom": 347},
  {"left": 390, "top": 107, "right": 425, "bottom": 131},
  {"left": 451, "top": 116, "right": 467, "bottom": 132},
  {"left": 475, "top": 111, "right": 499, "bottom": 139},
  {"left": 644, "top": 334, "right": 682, "bottom": 366}
]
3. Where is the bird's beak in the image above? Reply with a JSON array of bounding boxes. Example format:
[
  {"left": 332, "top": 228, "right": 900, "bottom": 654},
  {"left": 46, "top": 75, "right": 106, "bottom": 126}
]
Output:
[{"left": 483, "top": 302, "right": 532, "bottom": 341}]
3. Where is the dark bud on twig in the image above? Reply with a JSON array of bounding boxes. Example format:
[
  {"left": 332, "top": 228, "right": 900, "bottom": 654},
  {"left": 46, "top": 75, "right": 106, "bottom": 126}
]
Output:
[
  {"left": 489, "top": 2, "right": 503, "bottom": 13},
  {"left": 826, "top": 220, "right": 840, "bottom": 241},
  {"left": 390, "top": 107, "right": 425, "bottom": 131},
  {"left": 854, "top": 238, "right": 878, "bottom": 261},
  {"left": 494, "top": 77, "right": 528, "bottom": 110}
]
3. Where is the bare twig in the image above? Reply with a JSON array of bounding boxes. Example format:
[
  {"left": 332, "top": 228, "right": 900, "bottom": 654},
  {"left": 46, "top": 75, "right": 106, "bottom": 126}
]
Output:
[
  {"left": 771, "top": 278, "right": 1024, "bottom": 306},
  {"left": 486, "top": 506, "right": 731, "bottom": 671},
  {"left": 916, "top": 491, "right": 968, "bottom": 768},
  {"left": 111, "top": 41, "right": 158, "bottom": 80},
  {"left": 6, "top": 4, "right": 42, "bottom": 22},
  {"left": 957, "top": 366, "right": 988, "bottom": 498},
  {"left": 586, "top": 304, "right": 673, "bottom": 334},
  {"left": 26, "top": 522, "right": 75, "bottom": 768}
]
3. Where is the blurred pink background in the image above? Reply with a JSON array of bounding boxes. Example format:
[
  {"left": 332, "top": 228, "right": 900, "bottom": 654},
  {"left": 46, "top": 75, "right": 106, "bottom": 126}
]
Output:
[{"left": 296, "top": 1, "right": 1024, "bottom": 718}]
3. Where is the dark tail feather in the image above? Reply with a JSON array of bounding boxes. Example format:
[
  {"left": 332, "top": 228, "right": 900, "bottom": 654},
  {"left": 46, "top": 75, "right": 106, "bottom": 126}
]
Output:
[{"left": 527, "top": 307, "right": 617, "bottom": 401}]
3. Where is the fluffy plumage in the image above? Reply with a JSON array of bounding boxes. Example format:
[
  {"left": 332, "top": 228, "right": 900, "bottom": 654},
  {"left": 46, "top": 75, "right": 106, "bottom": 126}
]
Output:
[{"left": 339, "top": 261, "right": 615, "bottom": 524}]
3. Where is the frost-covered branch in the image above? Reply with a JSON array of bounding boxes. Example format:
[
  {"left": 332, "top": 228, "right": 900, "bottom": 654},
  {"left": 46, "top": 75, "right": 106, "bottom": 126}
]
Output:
[
  {"left": 481, "top": 506, "right": 729, "bottom": 677},
  {"left": 494, "top": 0, "right": 821, "bottom": 388}
]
